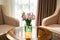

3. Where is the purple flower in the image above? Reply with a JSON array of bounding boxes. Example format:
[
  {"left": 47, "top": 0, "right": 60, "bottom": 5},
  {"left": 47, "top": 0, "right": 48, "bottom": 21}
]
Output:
[
  {"left": 27, "top": 13, "right": 32, "bottom": 20},
  {"left": 22, "top": 12, "right": 26, "bottom": 20},
  {"left": 22, "top": 12, "right": 35, "bottom": 20}
]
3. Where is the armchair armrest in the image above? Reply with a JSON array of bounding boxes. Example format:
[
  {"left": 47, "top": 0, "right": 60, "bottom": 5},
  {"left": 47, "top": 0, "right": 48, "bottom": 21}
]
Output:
[
  {"left": 42, "top": 7, "right": 60, "bottom": 26},
  {"left": 4, "top": 15, "right": 19, "bottom": 27}
]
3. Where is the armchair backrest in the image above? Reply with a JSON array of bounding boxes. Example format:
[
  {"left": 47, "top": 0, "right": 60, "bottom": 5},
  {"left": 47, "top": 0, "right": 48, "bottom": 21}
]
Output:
[{"left": 0, "top": 5, "right": 4, "bottom": 24}]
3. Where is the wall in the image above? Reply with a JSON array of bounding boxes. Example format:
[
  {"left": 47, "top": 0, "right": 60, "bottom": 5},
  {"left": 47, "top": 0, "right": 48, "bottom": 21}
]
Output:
[
  {"left": 57, "top": 0, "right": 60, "bottom": 7},
  {"left": 3, "top": 0, "right": 15, "bottom": 17},
  {"left": 0, "top": 0, "right": 12, "bottom": 16},
  {"left": 1, "top": 0, "right": 60, "bottom": 17},
  {"left": 0, "top": 0, "right": 4, "bottom": 5}
]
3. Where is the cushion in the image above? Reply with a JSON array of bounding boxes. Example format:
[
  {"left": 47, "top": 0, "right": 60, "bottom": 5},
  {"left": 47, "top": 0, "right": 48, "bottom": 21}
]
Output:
[
  {"left": 0, "top": 5, "right": 3, "bottom": 24},
  {"left": 0, "top": 25, "right": 15, "bottom": 35},
  {"left": 42, "top": 24, "right": 60, "bottom": 36},
  {"left": 43, "top": 24, "right": 60, "bottom": 39}
]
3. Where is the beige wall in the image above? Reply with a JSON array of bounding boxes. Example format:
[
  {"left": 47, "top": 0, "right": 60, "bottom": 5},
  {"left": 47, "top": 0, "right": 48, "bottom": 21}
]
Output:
[
  {"left": 0, "top": 0, "right": 4, "bottom": 5},
  {"left": 0, "top": 0, "right": 14, "bottom": 16},
  {"left": 3, "top": 0, "right": 11, "bottom": 16},
  {"left": 57, "top": 0, "right": 60, "bottom": 7}
]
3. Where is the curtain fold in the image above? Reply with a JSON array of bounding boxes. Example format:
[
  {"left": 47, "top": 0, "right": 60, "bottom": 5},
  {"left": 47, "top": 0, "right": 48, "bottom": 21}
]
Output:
[{"left": 36, "top": 0, "right": 57, "bottom": 26}]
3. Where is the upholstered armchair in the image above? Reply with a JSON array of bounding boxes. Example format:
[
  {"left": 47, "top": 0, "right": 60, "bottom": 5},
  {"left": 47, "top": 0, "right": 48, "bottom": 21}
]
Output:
[
  {"left": 0, "top": 5, "right": 19, "bottom": 35},
  {"left": 42, "top": 6, "right": 60, "bottom": 40}
]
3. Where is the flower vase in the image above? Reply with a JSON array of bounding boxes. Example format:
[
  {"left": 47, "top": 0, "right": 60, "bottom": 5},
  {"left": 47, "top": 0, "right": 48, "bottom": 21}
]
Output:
[{"left": 25, "top": 19, "right": 32, "bottom": 32}]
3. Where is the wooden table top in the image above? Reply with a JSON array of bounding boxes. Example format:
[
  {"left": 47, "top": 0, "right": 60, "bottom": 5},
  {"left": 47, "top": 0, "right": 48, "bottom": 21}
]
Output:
[
  {"left": 37, "top": 26, "right": 52, "bottom": 40},
  {"left": 7, "top": 26, "right": 52, "bottom": 40}
]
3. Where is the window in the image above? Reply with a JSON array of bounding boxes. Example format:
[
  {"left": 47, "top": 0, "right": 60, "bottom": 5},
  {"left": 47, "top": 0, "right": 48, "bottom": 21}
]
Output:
[{"left": 14, "top": 0, "right": 37, "bottom": 26}]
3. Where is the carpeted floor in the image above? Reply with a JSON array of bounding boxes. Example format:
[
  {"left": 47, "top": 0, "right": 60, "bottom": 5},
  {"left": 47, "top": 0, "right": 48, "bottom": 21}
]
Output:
[{"left": 0, "top": 34, "right": 9, "bottom": 40}]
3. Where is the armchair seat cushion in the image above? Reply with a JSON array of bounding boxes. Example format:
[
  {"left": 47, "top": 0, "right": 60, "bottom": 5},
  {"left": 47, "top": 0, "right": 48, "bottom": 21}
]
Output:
[
  {"left": 0, "top": 25, "right": 15, "bottom": 35},
  {"left": 43, "top": 24, "right": 60, "bottom": 37}
]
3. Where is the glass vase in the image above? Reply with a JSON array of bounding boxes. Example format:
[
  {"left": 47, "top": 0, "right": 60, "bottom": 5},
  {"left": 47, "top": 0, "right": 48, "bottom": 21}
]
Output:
[
  {"left": 25, "top": 19, "right": 32, "bottom": 32},
  {"left": 25, "top": 24, "right": 32, "bottom": 32}
]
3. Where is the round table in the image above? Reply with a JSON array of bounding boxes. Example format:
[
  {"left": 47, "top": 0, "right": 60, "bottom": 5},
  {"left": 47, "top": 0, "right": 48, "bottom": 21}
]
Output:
[{"left": 6, "top": 26, "right": 52, "bottom": 40}]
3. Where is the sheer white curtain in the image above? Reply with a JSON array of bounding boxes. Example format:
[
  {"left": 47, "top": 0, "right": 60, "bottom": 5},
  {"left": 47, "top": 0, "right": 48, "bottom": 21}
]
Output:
[{"left": 14, "top": 0, "right": 37, "bottom": 27}]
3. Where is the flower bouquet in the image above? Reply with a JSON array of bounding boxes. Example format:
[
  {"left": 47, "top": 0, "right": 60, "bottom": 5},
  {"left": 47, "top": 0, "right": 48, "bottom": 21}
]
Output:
[{"left": 22, "top": 12, "right": 35, "bottom": 32}]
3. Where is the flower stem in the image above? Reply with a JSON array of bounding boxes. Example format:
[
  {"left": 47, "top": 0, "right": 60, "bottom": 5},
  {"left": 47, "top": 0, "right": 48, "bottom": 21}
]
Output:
[{"left": 25, "top": 19, "right": 31, "bottom": 26}]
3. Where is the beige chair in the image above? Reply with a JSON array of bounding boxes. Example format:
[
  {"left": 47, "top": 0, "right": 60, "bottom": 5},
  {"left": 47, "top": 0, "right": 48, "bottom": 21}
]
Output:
[
  {"left": 42, "top": 6, "right": 60, "bottom": 40},
  {"left": 0, "top": 5, "right": 19, "bottom": 35}
]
